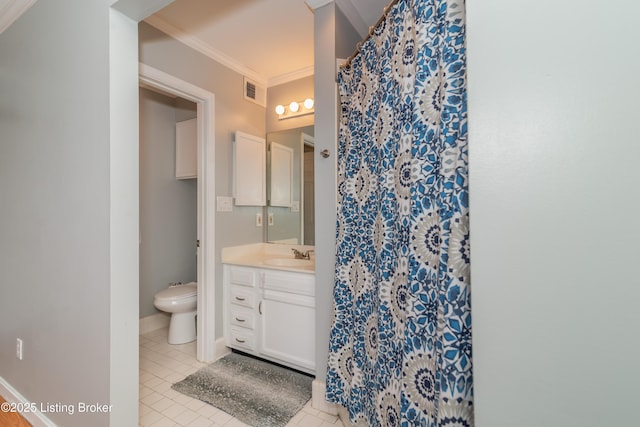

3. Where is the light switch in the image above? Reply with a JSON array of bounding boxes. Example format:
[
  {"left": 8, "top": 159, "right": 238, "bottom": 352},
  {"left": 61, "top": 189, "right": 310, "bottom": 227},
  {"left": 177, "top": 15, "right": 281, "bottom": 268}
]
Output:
[{"left": 217, "top": 196, "right": 233, "bottom": 212}]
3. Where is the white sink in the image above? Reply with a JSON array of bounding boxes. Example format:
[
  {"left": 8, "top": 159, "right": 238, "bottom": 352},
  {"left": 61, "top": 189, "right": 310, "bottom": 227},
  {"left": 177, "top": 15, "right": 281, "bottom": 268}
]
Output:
[{"left": 262, "top": 258, "right": 314, "bottom": 269}]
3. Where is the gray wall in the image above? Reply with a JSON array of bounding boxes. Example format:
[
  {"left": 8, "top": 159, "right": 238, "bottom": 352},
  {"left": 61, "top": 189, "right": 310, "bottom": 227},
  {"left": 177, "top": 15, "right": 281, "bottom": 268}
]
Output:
[
  {"left": 467, "top": 0, "right": 640, "bottom": 426},
  {"left": 0, "top": 1, "right": 113, "bottom": 425},
  {"left": 312, "top": 3, "right": 361, "bottom": 384},
  {"left": 139, "top": 22, "right": 266, "bottom": 337},
  {"left": 139, "top": 88, "right": 197, "bottom": 318}
]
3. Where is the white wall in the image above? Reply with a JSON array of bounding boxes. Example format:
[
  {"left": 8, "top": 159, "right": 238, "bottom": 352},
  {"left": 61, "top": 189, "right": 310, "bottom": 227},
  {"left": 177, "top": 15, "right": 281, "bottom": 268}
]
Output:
[{"left": 467, "top": 1, "right": 640, "bottom": 426}]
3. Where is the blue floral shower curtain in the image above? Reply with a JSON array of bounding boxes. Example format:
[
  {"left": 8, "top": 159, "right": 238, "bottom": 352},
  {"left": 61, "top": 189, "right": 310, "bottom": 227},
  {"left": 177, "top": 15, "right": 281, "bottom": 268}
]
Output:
[{"left": 325, "top": 0, "right": 472, "bottom": 426}]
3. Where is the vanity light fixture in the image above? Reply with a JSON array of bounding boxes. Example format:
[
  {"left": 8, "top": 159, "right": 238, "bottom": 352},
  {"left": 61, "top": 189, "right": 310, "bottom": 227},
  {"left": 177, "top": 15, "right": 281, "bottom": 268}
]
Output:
[
  {"left": 303, "top": 98, "right": 314, "bottom": 109},
  {"left": 275, "top": 97, "right": 315, "bottom": 120}
]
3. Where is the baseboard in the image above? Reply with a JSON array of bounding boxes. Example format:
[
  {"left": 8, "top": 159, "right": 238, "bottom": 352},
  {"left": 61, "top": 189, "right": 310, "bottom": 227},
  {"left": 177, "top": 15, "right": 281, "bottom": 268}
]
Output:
[
  {"left": 214, "top": 337, "right": 231, "bottom": 361},
  {"left": 0, "top": 376, "right": 57, "bottom": 427},
  {"left": 311, "top": 380, "right": 338, "bottom": 416},
  {"left": 139, "top": 312, "right": 170, "bottom": 335}
]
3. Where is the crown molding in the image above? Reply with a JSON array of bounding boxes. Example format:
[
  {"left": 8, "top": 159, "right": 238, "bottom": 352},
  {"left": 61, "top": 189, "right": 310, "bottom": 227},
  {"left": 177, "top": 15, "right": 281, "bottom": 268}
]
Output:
[
  {"left": 144, "top": 14, "right": 267, "bottom": 86},
  {"left": 111, "top": 0, "right": 174, "bottom": 22},
  {"left": 268, "top": 65, "right": 315, "bottom": 88},
  {"left": 0, "top": 0, "right": 37, "bottom": 34},
  {"left": 144, "top": 14, "right": 315, "bottom": 88},
  {"left": 304, "top": 0, "right": 334, "bottom": 10}
]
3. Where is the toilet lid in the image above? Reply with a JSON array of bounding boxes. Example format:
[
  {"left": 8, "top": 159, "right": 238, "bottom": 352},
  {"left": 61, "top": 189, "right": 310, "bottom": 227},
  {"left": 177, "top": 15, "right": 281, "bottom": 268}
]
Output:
[{"left": 155, "top": 282, "right": 197, "bottom": 300}]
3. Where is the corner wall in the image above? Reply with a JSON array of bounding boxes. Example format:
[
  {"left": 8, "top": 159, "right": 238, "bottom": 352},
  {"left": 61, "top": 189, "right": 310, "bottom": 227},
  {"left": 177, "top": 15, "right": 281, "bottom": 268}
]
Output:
[
  {"left": 312, "top": 1, "right": 361, "bottom": 385},
  {"left": 0, "top": 1, "right": 113, "bottom": 425}
]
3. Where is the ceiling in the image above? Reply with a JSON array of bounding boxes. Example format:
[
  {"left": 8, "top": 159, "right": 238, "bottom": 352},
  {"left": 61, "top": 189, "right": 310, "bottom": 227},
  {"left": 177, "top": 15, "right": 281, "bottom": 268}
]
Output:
[{"left": 145, "top": 0, "right": 390, "bottom": 86}]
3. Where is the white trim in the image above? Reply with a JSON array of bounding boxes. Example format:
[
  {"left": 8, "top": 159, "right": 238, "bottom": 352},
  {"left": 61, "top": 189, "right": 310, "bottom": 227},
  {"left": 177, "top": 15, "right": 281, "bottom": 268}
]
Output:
[
  {"left": 267, "top": 65, "right": 315, "bottom": 88},
  {"left": 305, "top": 0, "right": 334, "bottom": 10},
  {"left": 139, "top": 63, "right": 218, "bottom": 363},
  {"left": 311, "top": 380, "right": 338, "bottom": 416},
  {"left": 0, "top": 376, "right": 57, "bottom": 427},
  {"left": 139, "top": 313, "right": 171, "bottom": 334},
  {"left": 0, "top": 0, "right": 37, "bottom": 34}
]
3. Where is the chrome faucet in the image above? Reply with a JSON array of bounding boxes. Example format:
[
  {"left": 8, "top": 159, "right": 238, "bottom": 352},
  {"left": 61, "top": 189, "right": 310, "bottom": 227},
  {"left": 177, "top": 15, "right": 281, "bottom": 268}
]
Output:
[{"left": 292, "top": 248, "right": 314, "bottom": 260}]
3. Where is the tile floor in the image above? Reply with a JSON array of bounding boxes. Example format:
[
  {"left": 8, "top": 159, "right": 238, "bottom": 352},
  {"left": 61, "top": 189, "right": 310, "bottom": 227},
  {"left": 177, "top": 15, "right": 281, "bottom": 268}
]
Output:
[{"left": 139, "top": 327, "right": 343, "bottom": 427}]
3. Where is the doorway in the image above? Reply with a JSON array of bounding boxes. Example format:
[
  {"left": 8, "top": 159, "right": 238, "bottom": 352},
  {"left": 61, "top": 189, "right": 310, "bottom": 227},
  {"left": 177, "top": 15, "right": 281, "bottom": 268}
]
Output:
[{"left": 139, "top": 64, "right": 217, "bottom": 363}]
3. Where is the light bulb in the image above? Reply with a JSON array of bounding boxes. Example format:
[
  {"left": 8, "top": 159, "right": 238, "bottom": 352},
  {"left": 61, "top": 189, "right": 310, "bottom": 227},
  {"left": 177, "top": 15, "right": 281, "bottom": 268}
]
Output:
[
  {"left": 275, "top": 104, "right": 285, "bottom": 115},
  {"left": 304, "top": 98, "right": 314, "bottom": 109},
  {"left": 289, "top": 101, "right": 300, "bottom": 113}
]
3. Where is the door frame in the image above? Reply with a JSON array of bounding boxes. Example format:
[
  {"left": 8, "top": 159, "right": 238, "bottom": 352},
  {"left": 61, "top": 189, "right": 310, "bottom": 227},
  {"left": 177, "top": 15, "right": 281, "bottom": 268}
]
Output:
[{"left": 139, "top": 63, "right": 216, "bottom": 363}]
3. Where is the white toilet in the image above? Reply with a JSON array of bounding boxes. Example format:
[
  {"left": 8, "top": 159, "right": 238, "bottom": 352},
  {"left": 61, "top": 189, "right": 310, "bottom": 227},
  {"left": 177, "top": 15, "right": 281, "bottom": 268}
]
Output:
[{"left": 153, "top": 282, "right": 197, "bottom": 345}]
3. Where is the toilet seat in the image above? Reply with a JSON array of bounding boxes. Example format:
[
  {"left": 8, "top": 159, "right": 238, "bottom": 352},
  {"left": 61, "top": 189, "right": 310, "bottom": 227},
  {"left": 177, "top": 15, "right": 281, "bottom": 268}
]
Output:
[{"left": 154, "top": 282, "right": 197, "bottom": 302}]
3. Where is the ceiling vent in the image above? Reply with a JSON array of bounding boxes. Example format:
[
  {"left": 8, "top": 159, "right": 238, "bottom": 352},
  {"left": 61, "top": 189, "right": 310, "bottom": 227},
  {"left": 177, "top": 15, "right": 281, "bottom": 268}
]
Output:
[{"left": 243, "top": 77, "right": 266, "bottom": 107}]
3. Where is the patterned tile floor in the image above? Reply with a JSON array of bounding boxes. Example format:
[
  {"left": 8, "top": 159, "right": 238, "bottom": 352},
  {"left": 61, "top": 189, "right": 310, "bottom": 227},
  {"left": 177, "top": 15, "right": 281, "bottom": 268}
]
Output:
[{"left": 139, "top": 328, "right": 343, "bottom": 427}]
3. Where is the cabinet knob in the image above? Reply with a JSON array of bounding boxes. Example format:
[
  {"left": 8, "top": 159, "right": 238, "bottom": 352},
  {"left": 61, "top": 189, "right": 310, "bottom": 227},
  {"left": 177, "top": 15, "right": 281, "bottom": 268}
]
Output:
[
  {"left": 235, "top": 296, "right": 246, "bottom": 301},
  {"left": 235, "top": 338, "right": 246, "bottom": 343},
  {"left": 235, "top": 317, "right": 246, "bottom": 322}
]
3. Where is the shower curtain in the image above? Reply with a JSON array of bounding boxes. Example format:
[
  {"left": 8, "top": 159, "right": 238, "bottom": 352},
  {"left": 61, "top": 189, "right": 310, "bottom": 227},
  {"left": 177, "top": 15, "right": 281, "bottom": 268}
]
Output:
[{"left": 326, "top": 0, "right": 472, "bottom": 426}]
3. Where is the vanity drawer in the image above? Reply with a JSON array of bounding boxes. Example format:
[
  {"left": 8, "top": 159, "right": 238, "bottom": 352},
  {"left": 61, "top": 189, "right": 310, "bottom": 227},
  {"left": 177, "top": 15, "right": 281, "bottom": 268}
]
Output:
[
  {"left": 229, "top": 267, "right": 256, "bottom": 287},
  {"left": 228, "top": 328, "right": 255, "bottom": 352},
  {"left": 263, "top": 270, "right": 314, "bottom": 297},
  {"left": 229, "top": 306, "right": 256, "bottom": 330},
  {"left": 230, "top": 285, "right": 256, "bottom": 308}
]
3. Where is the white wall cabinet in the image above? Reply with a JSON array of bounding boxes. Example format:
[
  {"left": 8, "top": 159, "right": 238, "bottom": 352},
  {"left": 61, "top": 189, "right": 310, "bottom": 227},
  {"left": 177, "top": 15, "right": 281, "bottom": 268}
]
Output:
[
  {"left": 223, "top": 264, "right": 315, "bottom": 373},
  {"left": 233, "top": 131, "right": 266, "bottom": 206},
  {"left": 175, "top": 118, "right": 197, "bottom": 179}
]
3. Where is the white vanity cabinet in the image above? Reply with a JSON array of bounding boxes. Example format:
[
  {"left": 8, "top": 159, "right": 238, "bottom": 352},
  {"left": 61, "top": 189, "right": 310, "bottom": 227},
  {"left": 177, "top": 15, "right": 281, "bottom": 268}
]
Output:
[
  {"left": 223, "top": 264, "right": 315, "bottom": 374},
  {"left": 225, "top": 266, "right": 259, "bottom": 353}
]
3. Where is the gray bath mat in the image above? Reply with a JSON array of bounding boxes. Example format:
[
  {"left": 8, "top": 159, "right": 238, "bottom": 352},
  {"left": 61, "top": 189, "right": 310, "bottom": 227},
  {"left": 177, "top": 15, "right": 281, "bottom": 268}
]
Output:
[{"left": 172, "top": 352, "right": 313, "bottom": 427}]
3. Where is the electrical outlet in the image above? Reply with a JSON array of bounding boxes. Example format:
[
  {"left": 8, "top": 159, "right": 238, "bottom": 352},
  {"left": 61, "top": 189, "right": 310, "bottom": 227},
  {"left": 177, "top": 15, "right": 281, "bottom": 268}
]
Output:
[
  {"left": 16, "top": 338, "right": 23, "bottom": 360},
  {"left": 256, "top": 212, "right": 263, "bottom": 227}
]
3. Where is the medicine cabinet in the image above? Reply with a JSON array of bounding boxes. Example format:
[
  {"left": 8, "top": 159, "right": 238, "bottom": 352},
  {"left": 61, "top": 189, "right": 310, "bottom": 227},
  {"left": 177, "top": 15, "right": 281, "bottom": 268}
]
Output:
[{"left": 233, "top": 131, "right": 266, "bottom": 206}]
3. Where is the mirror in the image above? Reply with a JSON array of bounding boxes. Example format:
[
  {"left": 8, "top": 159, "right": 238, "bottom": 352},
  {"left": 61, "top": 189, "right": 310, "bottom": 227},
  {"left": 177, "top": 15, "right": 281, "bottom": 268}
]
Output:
[{"left": 267, "top": 126, "right": 315, "bottom": 245}]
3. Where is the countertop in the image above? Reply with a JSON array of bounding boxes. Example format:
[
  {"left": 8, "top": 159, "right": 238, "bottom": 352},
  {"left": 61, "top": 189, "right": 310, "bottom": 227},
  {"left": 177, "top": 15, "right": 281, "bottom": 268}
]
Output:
[{"left": 221, "top": 243, "right": 315, "bottom": 274}]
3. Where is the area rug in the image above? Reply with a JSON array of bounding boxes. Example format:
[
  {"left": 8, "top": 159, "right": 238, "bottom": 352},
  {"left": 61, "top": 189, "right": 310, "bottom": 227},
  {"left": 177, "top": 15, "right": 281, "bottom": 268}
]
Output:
[{"left": 172, "top": 352, "right": 313, "bottom": 427}]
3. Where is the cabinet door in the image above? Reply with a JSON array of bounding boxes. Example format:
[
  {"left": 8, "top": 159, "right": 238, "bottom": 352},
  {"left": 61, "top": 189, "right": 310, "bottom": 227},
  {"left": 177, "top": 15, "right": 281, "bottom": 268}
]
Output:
[
  {"left": 233, "top": 131, "right": 266, "bottom": 206},
  {"left": 176, "top": 118, "right": 197, "bottom": 179},
  {"left": 260, "top": 289, "right": 315, "bottom": 373}
]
